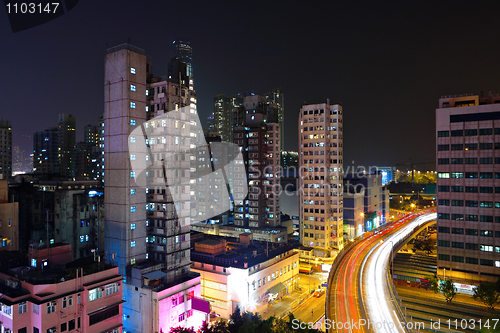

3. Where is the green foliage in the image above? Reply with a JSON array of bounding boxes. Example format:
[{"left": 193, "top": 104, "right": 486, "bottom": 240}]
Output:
[
  {"left": 474, "top": 279, "right": 500, "bottom": 310},
  {"left": 427, "top": 275, "right": 439, "bottom": 294},
  {"left": 169, "top": 308, "right": 323, "bottom": 333},
  {"left": 439, "top": 278, "right": 457, "bottom": 303}
]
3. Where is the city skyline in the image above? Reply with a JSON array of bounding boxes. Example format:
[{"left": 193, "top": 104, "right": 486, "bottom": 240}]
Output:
[{"left": 3, "top": 0, "right": 500, "bottom": 168}]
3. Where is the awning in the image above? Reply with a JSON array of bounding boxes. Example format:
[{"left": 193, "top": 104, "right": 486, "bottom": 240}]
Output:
[
  {"left": 267, "top": 282, "right": 286, "bottom": 295},
  {"left": 144, "top": 271, "right": 168, "bottom": 280}
]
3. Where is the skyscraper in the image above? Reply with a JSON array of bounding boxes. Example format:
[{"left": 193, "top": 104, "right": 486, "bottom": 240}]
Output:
[
  {"left": 436, "top": 93, "right": 500, "bottom": 282},
  {"left": 266, "top": 88, "right": 284, "bottom": 148},
  {"left": 173, "top": 40, "right": 193, "bottom": 78},
  {"left": 33, "top": 127, "right": 59, "bottom": 175},
  {"left": 104, "top": 43, "right": 208, "bottom": 333},
  {"left": 213, "top": 94, "right": 232, "bottom": 142},
  {"left": 58, "top": 113, "right": 76, "bottom": 177},
  {"left": 233, "top": 111, "right": 280, "bottom": 228},
  {"left": 0, "top": 121, "right": 12, "bottom": 180},
  {"left": 212, "top": 90, "right": 284, "bottom": 145},
  {"left": 298, "top": 102, "right": 344, "bottom": 256}
]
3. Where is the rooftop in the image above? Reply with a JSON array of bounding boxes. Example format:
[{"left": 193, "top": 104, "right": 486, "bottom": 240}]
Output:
[{"left": 191, "top": 234, "right": 298, "bottom": 269}]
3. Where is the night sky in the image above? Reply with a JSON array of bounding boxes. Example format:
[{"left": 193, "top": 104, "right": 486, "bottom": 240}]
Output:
[{"left": 2, "top": 0, "right": 500, "bottom": 169}]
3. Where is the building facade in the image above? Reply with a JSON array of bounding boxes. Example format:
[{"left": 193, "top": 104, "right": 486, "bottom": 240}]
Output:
[
  {"left": 436, "top": 94, "right": 500, "bottom": 282},
  {"left": 299, "top": 102, "right": 344, "bottom": 256},
  {"left": 0, "top": 260, "right": 123, "bottom": 333},
  {"left": 0, "top": 121, "right": 12, "bottom": 181},
  {"left": 0, "top": 180, "right": 18, "bottom": 251},
  {"left": 190, "top": 234, "right": 299, "bottom": 319},
  {"left": 233, "top": 113, "right": 280, "bottom": 228},
  {"left": 104, "top": 43, "right": 208, "bottom": 333}
]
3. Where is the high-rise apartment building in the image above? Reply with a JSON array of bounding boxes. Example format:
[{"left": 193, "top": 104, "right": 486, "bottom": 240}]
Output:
[
  {"left": 32, "top": 114, "right": 76, "bottom": 178},
  {"left": 436, "top": 93, "right": 500, "bottom": 282},
  {"left": 233, "top": 112, "right": 280, "bottom": 228},
  {"left": 58, "top": 113, "right": 76, "bottom": 177},
  {"left": 0, "top": 120, "right": 12, "bottom": 180},
  {"left": 213, "top": 94, "right": 232, "bottom": 142},
  {"left": 173, "top": 40, "right": 193, "bottom": 78},
  {"left": 33, "top": 127, "right": 59, "bottom": 175},
  {"left": 299, "top": 102, "right": 344, "bottom": 256},
  {"left": 266, "top": 88, "right": 285, "bottom": 148},
  {"left": 212, "top": 90, "right": 284, "bottom": 146},
  {"left": 104, "top": 43, "right": 208, "bottom": 333}
]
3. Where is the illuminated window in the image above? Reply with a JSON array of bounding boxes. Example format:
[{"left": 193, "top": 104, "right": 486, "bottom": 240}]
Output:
[
  {"left": 130, "top": 85, "right": 136, "bottom": 91},
  {"left": 130, "top": 171, "right": 136, "bottom": 178},
  {"left": 131, "top": 241, "right": 136, "bottom": 247},
  {"left": 131, "top": 206, "right": 136, "bottom": 212},
  {"left": 130, "top": 189, "right": 135, "bottom": 195},
  {"left": 130, "top": 137, "right": 136, "bottom": 143},
  {"left": 130, "top": 154, "right": 136, "bottom": 160},
  {"left": 130, "top": 119, "right": 136, "bottom": 126},
  {"left": 130, "top": 67, "right": 136, "bottom": 74},
  {"left": 130, "top": 102, "right": 136, "bottom": 108},
  {"left": 131, "top": 258, "right": 136, "bottom": 265},
  {"left": 131, "top": 223, "right": 136, "bottom": 230}
]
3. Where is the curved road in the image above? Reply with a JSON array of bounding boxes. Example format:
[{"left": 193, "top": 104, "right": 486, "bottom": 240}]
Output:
[{"left": 327, "top": 211, "right": 436, "bottom": 333}]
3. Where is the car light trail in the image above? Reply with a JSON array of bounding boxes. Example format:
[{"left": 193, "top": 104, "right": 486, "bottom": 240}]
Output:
[{"left": 363, "top": 213, "right": 436, "bottom": 333}]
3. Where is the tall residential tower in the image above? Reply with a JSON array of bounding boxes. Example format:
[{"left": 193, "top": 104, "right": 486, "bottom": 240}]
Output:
[
  {"left": 0, "top": 121, "right": 12, "bottom": 180},
  {"left": 299, "top": 102, "right": 344, "bottom": 257}
]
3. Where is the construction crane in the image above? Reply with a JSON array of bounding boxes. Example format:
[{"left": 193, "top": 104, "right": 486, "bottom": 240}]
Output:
[{"left": 395, "top": 158, "right": 433, "bottom": 185}]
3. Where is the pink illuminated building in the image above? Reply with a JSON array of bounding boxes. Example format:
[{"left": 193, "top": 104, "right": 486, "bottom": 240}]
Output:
[{"left": 0, "top": 253, "right": 123, "bottom": 333}]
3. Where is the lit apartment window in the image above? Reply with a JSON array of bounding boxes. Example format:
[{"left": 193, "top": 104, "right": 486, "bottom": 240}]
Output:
[
  {"left": 18, "top": 301, "right": 27, "bottom": 314},
  {"left": 130, "top": 154, "right": 136, "bottom": 160},
  {"left": 131, "top": 258, "right": 136, "bottom": 265},
  {"left": 130, "top": 137, "right": 136, "bottom": 143},
  {"left": 130, "top": 189, "right": 135, "bottom": 195},
  {"left": 146, "top": 253, "right": 149, "bottom": 259},
  {"left": 46, "top": 302, "right": 56, "bottom": 314},
  {"left": 131, "top": 171, "right": 136, "bottom": 178},
  {"left": 105, "top": 283, "right": 119, "bottom": 296},
  {"left": 131, "top": 223, "right": 136, "bottom": 230},
  {"left": 89, "top": 288, "right": 103, "bottom": 302},
  {"left": 131, "top": 241, "right": 136, "bottom": 247},
  {"left": 130, "top": 102, "right": 136, "bottom": 109},
  {"left": 131, "top": 206, "right": 136, "bottom": 212},
  {"left": 146, "top": 90, "right": 149, "bottom": 96},
  {"left": 130, "top": 67, "right": 136, "bottom": 74},
  {"left": 130, "top": 119, "right": 136, "bottom": 126},
  {"left": 80, "top": 236, "right": 84, "bottom": 243},
  {"left": 130, "top": 84, "right": 136, "bottom": 91}
]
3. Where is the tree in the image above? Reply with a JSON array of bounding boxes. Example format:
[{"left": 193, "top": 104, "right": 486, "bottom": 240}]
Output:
[
  {"left": 439, "top": 278, "right": 457, "bottom": 303},
  {"left": 427, "top": 275, "right": 439, "bottom": 294},
  {"left": 202, "top": 309, "right": 322, "bottom": 333},
  {"left": 473, "top": 282, "right": 500, "bottom": 310},
  {"left": 422, "top": 240, "right": 434, "bottom": 254}
]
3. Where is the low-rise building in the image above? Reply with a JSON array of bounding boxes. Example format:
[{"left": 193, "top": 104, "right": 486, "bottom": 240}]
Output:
[
  {"left": 190, "top": 234, "right": 299, "bottom": 318},
  {"left": 0, "top": 250, "right": 123, "bottom": 333}
]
